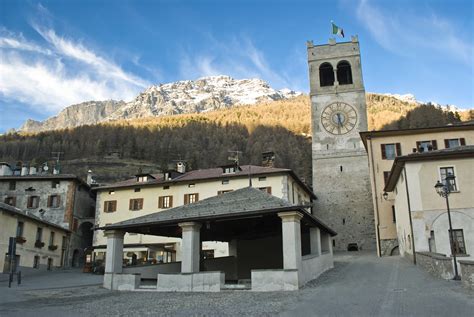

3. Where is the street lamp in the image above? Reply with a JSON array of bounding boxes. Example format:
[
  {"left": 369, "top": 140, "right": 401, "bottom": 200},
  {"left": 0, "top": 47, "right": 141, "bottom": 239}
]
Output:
[{"left": 434, "top": 174, "right": 461, "bottom": 280}]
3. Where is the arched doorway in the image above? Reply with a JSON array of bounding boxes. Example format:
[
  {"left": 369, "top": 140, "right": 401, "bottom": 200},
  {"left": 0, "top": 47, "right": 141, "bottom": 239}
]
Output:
[{"left": 390, "top": 246, "right": 400, "bottom": 256}]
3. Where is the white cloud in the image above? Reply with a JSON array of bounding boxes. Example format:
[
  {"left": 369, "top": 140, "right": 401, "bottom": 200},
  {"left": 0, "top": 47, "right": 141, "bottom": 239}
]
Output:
[
  {"left": 178, "top": 35, "right": 300, "bottom": 91},
  {"left": 356, "top": 0, "right": 473, "bottom": 65},
  {"left": 0, "top": 25, "right": 150, "bottom": 114}
]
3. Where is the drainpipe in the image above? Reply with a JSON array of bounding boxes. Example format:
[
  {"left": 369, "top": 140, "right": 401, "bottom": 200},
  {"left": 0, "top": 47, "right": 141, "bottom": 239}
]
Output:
[
  {"left": 403, "top": 167, "right": 416, "bottom": 264},
  {"left": 368, "top": 137, "right": 382, "bottom": 257}
]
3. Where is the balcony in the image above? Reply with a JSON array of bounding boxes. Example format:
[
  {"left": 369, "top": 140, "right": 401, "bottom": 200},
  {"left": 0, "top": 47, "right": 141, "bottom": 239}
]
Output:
[
  {"left": 48, "top": 245, "right": 58, "bottom": 251},
  {"left": 35, "top": 240, "right": 45, "bottom": 248},
  {"left": 15, "top": 236, "right": 26, "bottom": 244}
]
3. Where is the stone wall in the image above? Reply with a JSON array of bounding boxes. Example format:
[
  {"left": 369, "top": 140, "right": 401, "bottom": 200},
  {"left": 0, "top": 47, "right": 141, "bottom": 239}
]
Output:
[
  {"left": 459, "top": 260, "right": 474, "bottom": 290},
  {"left": 416, "top": 252, "right": 454, "bottom": 280},
  {"left": 380, "top": 239, "right": 399, "bottom": 256}
]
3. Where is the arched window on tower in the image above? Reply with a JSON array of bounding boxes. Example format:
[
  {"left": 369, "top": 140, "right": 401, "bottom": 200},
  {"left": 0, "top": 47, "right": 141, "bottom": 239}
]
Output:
[
  {"left": 337, "top": 61, "right": 353, "bottom": 85},
  {"left": 319, "top": 63, "right": 335, "bottom": 87}
]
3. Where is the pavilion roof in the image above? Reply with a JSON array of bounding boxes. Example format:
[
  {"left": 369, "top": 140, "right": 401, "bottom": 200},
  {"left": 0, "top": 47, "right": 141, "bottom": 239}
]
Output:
[{"left": 97, "top": 187, "right": 336, "bottom": 236}]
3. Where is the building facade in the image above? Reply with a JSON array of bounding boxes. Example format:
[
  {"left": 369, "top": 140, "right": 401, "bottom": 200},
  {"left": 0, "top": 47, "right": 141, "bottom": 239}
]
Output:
[
  {"left": 0, "top": 166, "right": 96, "bottom": 267},
  {"left": 384, "top": 146, "right": 474, "bottom": 267},
  {"left": 0, "top": 202, "right": 70, "bottom": 272},
  {"left": 93, "top": 164, "right": 315, "bottom": 265},
  {"left": 307, "top": 37, "right": 375, "bottom": 251},
  {"left": 360, "top": 123, "right": 474, "bottom": 256}
]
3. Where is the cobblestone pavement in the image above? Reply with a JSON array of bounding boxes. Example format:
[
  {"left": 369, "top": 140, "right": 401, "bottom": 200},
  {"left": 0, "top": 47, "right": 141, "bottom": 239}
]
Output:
[{"left": 0, "top": 253, "right": 472, "bottom": 317}]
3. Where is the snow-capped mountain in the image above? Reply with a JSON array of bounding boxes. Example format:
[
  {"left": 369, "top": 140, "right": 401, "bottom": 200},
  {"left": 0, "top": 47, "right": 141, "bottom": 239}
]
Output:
[
  {"left": 19, "top": 76, "right": 301, "bottom": 132},
  {"left": 380, "top": 93, "right": 461, "bottom": 112}
]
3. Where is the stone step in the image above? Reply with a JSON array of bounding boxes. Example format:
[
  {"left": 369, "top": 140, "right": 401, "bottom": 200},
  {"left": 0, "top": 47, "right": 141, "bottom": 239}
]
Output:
[{"left": 221, "top": 284, "right": 251, "bottom": 290}]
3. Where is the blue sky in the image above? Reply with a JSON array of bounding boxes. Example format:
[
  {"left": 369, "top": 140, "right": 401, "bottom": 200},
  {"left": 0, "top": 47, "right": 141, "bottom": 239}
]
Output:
[{"left": 0, "top": 0, "right": 473, "bottom": 132}]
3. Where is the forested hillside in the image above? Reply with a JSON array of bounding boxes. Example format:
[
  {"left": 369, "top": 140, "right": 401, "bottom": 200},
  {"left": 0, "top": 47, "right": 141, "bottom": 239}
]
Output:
[{"left": 0, "top": 94, "right": 470, "bottom": 184}]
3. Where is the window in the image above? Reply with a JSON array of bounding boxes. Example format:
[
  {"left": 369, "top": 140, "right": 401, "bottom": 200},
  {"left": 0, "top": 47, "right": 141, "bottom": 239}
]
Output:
[
  {"left": 27, "top": 196, "right": 40, "bottom": 208},
  {"left": 319, "top": 62, "right": 335, "bottom": 87},
  {"left": 163, "top": 185, "right": 170, "bottom": 190},
  {"left": 439, "top": 167, "right": 457, "bottom": 191},
  {"left": 383, "top": 171, "right": 391, "bottom": 186},
  {"left": 258, "top": 187, "right": 272, "bottom": 194},
  {"left": 9, "top": 181, "right": 16, "bottom": 190},
  {"left": 47, "top": 195, "right": 61, "bottom": 208},
  {"left": 137, "top": 176, "right": 148, "bottom": 182},
  {"left": 222, "top": 179, "right": 229, "bottom": 185},
  {"left": 218, "top": 190, "right": 233, "bottom": 195},
  {"left": 184, "top": 193, "right": 199, "bottom": 205},
  {"left": 336, "top": 61, "right": 353, "bottom": 85},
  {"left": 391, "top": 206, "right": 396, "bottom": 223},
  {"left": 49, "top": 232, "right": 55, "bottom": 246},
  {"left": 258, "top": 176, "right": 266, "bottom": 181},
  {"left": 36, "top": 227, "right": 43, "bottom": 242},
  {"left": 449, "top": 229, "right": 466, "bottom": 255},
  {"left": 134, "top": 188, "right": 141, "bottom": 192},
  {"left": 444, "top": 138, "right": 465, "bottom": 148},
  {"left": 16, "top": 221, "right": 24, "bottom": 237},
  {"left": 51, "top": 180, "right": 60, "bottom": 188},
  {"left": 223, "top": 167, "right": 236, "bottom": 174},
  {"left": 104, "top": 200, "right": 117, "bottom": 213},
  {"left": 109, "top": 190, "right": 115, "bottom": 195},
  {"left": 129, "top": 198, "right": 144, "bottom": 211},
  {"left": 188, "top": 183, "right": 195, "bottom": 188},
  {"left": 4, "top": 196, "right": 16, "bottom": 206},
  {"left": 416, "top": 140, "right": 437, "bottom": 152},
  {"left": 158, "top": 196, "right": 173, "bottom": 208},
  {"left": 381, "top": 143, "right": 401, "bottom": 160}
]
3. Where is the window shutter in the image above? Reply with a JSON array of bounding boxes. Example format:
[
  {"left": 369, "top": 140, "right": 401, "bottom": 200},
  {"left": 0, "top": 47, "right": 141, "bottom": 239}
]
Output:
[
  {"left": 460, "top": 138, "right": 466, "bottom": 146},
  {"left": 381, "top": 144, "right": 386, "bottom": 159},
  {"left": 27, "top": 197, "right": 32, "bottom": 208},
  {"left": 104, "top": 201, "right": 108, "bottom": 212},
  {"left": 158, "top": 197, "right": 163, "bottom": 208},
  {"left": 12, "top": 197, "right": 16, "bottom": 206},
  {"left": 48, "top": 196, "right": 52, "bottom": 207},
  {"left": 57, "top": 195, "right": 61, "bottom": 207},
  {"left": 267, "top": 187, "right": 272, "bottom": 194},
  {"left": 113, "top": 201, "right": 117, "bottom": 212},
  {"left": 195, "top": 193, "right": 199, "bottom": 202},
  {"left": 395, "top": 143, "right": 401, "bottom": 156},
  {"left": 184, "top": 194, "right": 189, "bottom": 205},
  {"left": 431, "top": 140, "right": 438, "bottom": 150},
  {"left": 139, "top": 199, "right": 143, "bottom": 209},
  {"left": 169, "top": 196, "right": 173, "bottom": 208},
  {"left": 416, "top": 141, "right": 421, "bottom": 151},
  {"left": 444, "top": 139, "right": 449, "bottom": 148},
  {"left": 129, "top": 199, "right": 133, "bottom": 210}
]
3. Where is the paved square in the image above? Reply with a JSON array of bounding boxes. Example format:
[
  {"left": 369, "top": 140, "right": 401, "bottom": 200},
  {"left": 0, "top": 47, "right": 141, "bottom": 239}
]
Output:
[{"left": 1, "top": 253, "right": 472, "bottom": 316}]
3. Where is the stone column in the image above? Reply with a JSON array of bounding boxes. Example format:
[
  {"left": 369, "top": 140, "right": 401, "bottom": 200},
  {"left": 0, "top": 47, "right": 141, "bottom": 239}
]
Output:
[
  {"left": 179, "top": 222, "right": 202, "bottom": 273},
  {"left": 104, "top": 230, "right": 125, "bottom": 273},
  {"left": 278, "top": 211, "right": 303, "bottom": 270},
  {"left": 310, "top": 227, "right": 321, "bottom": 256}
]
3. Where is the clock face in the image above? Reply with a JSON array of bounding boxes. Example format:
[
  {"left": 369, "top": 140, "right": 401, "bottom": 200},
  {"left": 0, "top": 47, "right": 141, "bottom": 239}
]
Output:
[{"left": 321, "top": 102, "right": 358, "bottom": 135}]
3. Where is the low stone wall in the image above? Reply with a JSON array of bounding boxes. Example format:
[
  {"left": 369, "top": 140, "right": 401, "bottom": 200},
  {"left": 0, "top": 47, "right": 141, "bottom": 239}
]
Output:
[
  {"left": 122, "top": 261, "right": 181, "bottom": 279},
  {"left": 416, "top": 252, "right": 454, "bottom": 280},
  {"left": 459, "top": 260, "right": 474, "bottom": 290},
  {"left": 156, "top": 271, "right": 224, "bottom": 292},
  {"left": 251, "top": 269, "right": 299, "bottom": 291},
  {"left": 300, "top": 252, "right": 334, "bottom": 286},
  {"left": 103, "top": 273, "right": 140, "bottom": 290}
]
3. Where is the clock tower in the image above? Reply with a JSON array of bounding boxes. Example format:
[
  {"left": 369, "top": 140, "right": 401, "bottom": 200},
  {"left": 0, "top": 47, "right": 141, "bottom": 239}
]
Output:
[{"left": 307, "top": 36, "right": 375, "bottom": 251}]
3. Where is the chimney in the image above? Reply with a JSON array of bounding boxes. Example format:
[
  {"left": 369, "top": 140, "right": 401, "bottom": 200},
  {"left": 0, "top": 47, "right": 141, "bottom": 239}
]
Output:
[
  {"left": 21, "top": 165, "right": 29, "bottom": 176},
  {"left": 262, "top": 151, "right": 275, "bottom": 168},
  {"left": 0, "top": 163, "right": 13, "bottom": 176},
  {"left": 86, "top": 170, "right": 93, "bottom": 185},
  {"left": 29, "top": 166, "right": 37, "bottom": 175},
  {"left": 176, "top": 161, "right": 186, "bottom": 174}
]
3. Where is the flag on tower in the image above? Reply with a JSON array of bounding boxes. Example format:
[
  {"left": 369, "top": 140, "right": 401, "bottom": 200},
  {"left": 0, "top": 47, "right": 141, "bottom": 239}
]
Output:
[{"left": 331, "top": 21, "right": 344, "bottom": 38}]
